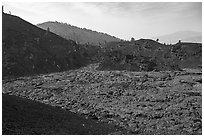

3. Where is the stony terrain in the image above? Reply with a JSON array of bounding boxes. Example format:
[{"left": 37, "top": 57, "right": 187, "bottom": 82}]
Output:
[{"left": 3, "top": 63, "right": 202, "bottom": 135}]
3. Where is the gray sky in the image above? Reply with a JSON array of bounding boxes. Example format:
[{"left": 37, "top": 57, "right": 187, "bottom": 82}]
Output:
[{"left": 3, "top": 2, "right": 202, "bottom": 40}]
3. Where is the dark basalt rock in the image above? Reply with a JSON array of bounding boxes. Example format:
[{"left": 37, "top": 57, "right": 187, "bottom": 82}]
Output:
[{"left": 2, "top": 64, "right": 202, "bottom": 135}]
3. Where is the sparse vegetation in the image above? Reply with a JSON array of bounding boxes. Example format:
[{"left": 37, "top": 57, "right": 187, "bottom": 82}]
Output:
[
  {"left": 37, "top": 21, "right": 121, "bottom": 46},
  {"left": 2, "top": 13, "right": 101, "bottom": 78},
  {"left": 98, "top": 39, "right": 201, "bottom": 72},
  {"left": 2, "top": 11, "right": 202, "bottom": 135}
]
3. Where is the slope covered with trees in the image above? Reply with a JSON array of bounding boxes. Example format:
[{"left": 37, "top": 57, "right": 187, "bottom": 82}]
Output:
[{"left": 37, "top": 21, "right": 121, "bottom": 46}]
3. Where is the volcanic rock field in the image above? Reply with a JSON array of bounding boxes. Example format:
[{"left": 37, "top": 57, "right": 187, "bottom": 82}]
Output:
[{"left": 2, "top": 63, "right": 202, "bottom": 135}]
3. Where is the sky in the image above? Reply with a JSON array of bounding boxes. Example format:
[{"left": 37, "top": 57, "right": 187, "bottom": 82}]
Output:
[{"left": 2, "top": 2, "right": 202, "bottom": 40}]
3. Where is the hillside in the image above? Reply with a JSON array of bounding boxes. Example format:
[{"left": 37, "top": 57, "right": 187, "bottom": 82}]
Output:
[
  {"left": 153, "top": 31, "right": 202, "bottom": 44},
  {"left": 2, "top": 12, "right": 201, "bottom": 78},
  {"left": 98, "top": 39, "right": 202, "bottom": 71},
  {"left": 172, "top": 42, "right": 202, "bottom": 68},
  {"left": 2, "top": 13, "right": 101, "bottom": 79},
  {"left": 2, "top": 94, "right": 128, "bottom": 135},
  {"left": 37, "top": 21, "right": 121, "bottom": 46}
]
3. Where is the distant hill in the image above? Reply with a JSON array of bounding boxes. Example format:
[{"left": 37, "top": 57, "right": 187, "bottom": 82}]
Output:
[
  {"left": 153, "top": 31, "right": 202, "bottom": 44},
  {"left": 2, "top": 13, "right": 100, "bottom": 78},
  {"left": 37, "top": 21, "right": 121, "bottom": 46}
]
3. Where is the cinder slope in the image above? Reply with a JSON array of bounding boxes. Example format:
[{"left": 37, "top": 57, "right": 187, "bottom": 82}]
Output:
[{"left": 2, "top": 13, "right": 88, "bottom": 78}]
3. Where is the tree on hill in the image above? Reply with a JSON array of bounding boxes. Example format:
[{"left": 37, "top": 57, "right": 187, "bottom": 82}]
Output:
[
  {"left": 131, "top": 37, "right": 135, "bottom": 42},
  {"left": 47, "top": 27, "right": 50, "bottom": 32}
]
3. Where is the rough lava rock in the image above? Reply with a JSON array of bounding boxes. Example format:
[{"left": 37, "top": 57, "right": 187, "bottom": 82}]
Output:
[{"left": 2, "top": 64, "right": 202, "bottom": 135}]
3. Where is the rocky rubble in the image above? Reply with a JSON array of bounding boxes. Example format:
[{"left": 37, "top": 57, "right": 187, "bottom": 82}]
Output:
[{"left": 2, "top": 63, "right": 202, "bottom": 135}]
